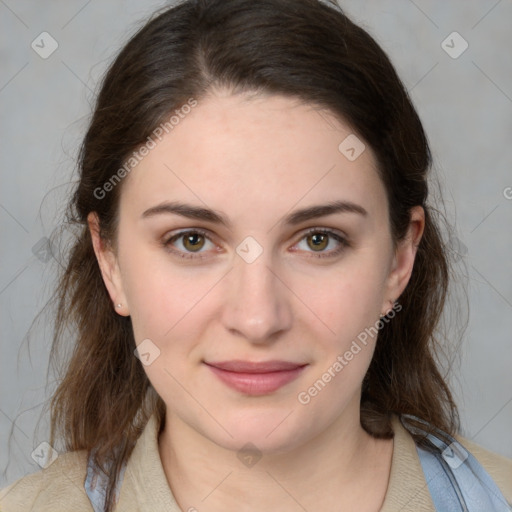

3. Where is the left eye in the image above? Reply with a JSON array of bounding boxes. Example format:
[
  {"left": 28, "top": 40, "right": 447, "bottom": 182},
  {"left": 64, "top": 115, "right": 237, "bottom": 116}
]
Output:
[{"left": 293, "top": 229, "right": 348, "bottom": 258}]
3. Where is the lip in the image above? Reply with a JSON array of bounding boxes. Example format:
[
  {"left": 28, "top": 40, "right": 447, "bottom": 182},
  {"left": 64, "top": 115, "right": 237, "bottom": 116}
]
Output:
[{"left": 204, "top": 360, "right": 308, "bottom": 395}]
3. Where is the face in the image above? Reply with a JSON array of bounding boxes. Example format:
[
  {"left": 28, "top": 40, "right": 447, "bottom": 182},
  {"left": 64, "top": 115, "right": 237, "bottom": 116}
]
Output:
[{"left": 90, "top": 91, "right": 423, "bottom": 454}]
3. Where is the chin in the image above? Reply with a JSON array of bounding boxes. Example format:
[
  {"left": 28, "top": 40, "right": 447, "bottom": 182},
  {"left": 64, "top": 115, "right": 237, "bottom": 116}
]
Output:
[{"left": 206, "top": 407, "right": 317, "bottom": 455}]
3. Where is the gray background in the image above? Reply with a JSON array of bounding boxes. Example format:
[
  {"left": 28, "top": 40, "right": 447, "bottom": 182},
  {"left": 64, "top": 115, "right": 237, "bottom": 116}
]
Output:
[{"left": 1, "top": 0, "right": 511, "bottom": 488}]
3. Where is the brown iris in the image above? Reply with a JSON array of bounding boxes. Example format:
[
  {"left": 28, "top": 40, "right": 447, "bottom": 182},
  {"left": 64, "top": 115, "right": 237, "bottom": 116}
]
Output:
[
  {"left": 183, "top": 232, "right": 205, "bottom": 252},
  {"left": 307, "top": 232, "right": 329, "bottom": 251}
]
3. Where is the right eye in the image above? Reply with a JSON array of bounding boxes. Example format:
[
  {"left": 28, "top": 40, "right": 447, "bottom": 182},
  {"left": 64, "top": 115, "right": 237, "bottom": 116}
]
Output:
[{"left": 162, "top": 229, "right": 218, "bottom": 260}]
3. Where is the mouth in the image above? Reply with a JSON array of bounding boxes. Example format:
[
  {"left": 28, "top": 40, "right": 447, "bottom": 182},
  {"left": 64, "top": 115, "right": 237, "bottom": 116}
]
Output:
[{"left": 203, "top": 360, "right": 308, "bottom": 395}]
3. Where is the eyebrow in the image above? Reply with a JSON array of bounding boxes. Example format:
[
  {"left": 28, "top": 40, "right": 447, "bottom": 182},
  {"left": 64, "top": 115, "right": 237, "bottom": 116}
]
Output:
[{"left": 141, "top": 199, "right": 368, "bottom": 227}]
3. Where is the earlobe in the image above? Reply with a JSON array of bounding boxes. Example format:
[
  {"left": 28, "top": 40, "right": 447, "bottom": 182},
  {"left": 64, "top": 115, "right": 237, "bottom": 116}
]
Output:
[{"left": 87, "top": 212, "right": 129, "bottom": 316}]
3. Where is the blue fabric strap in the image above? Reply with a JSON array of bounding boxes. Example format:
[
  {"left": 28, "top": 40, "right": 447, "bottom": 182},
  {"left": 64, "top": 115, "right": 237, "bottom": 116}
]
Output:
[
  {"left": 402, "top": 414, "right": 512, "bottom": 512},
  {"left": 84, "top": 453, "right": 126, "bottom": 512}
]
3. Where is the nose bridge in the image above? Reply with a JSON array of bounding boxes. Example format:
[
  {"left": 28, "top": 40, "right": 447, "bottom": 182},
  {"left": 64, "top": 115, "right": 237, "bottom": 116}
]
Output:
[{"left": 221, "top": 249, "right": 292, "bottom": 342}]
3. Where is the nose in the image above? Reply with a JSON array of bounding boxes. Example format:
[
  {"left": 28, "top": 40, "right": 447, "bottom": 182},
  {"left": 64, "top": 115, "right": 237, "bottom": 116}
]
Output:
[{"left": 220, "top": 253, "right": 293, "bottom": 344}]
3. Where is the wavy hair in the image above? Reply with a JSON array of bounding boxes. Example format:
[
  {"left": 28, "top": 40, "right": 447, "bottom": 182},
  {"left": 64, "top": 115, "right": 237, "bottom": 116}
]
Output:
[{"left": 46, "top": 0, "right": 465, "bottom": 509}]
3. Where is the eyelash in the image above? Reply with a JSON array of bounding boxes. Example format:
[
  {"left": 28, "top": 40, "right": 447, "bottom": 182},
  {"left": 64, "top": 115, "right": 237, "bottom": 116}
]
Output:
[{"left": 161, "top": 227, "right": 349, "bottom": 261}]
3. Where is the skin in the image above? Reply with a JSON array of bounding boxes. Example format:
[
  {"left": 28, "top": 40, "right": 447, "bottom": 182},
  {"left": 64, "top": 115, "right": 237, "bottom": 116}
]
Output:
[{"left": 89, "top": 90, "right": 424, "bottom": 511}]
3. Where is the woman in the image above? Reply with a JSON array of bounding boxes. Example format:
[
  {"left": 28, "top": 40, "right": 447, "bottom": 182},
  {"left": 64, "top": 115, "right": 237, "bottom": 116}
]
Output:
[{"left": 1, "top": 0, "right": 511, "bottom": 511}]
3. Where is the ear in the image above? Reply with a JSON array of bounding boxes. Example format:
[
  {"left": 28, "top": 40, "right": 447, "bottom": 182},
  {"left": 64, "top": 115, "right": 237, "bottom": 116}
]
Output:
[
  {"left": 87, "top": 212, "right": 130, "bottom": 316},
  {"left": 382, "top": 205, "right": 425, "bottom": 314}
]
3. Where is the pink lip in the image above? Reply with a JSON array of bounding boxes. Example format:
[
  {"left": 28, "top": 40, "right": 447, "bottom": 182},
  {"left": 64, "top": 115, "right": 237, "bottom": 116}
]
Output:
[{"left": 204, "top": 360, "right": 308, "bottom": 395}]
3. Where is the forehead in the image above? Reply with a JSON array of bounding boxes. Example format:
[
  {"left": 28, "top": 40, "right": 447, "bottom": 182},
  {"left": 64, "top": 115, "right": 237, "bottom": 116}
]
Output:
[{"left": 119, "top": 92, "right": 387, "bottom": 225}]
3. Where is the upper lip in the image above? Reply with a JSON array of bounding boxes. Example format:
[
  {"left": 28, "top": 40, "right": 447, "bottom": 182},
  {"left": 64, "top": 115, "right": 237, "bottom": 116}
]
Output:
[{"left": 204, "top": 360, "right": 308, "bottom": 373}]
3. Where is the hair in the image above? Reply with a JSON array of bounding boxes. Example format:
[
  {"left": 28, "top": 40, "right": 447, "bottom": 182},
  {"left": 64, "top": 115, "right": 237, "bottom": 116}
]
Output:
[{"left": 46, "top": 0, "right": 463, "bottom": 509}]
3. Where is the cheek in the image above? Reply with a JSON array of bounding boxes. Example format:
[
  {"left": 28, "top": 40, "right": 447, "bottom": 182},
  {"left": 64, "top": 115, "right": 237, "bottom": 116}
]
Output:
[
  {"left": 119, "top": 240, "right": 208, "bottom": 339},
  {"left": 120, "top": 250, "right": 206, "bottom": 397},
  {"left": 308, "top": 258, "right": 387, "bottom": 347},
  {"left": 295, "top": 268, "right": 384, "bottom": 412}
]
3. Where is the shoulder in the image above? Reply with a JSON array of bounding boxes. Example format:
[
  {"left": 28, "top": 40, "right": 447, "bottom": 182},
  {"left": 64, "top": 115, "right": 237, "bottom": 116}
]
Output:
[
  {"left": 0, "top": 450, "right": 92, "bottom": 512},
  {"left": 455, "top": 433, "right": 512, "bottom": 505},
  {"left": 384, "top": 415, "right": 512, "bottom": 512}
]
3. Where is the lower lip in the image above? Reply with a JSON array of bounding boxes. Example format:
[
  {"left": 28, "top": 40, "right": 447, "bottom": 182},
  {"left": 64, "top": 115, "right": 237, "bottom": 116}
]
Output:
[{"left": 206, "top": 364, "right": 307, "bottom": 395}]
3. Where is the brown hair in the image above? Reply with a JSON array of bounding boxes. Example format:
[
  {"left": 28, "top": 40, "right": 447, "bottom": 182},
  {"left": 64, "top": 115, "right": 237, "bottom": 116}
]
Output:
[{"left": 47, "top": 0, "right": 463, "bottom": 509}]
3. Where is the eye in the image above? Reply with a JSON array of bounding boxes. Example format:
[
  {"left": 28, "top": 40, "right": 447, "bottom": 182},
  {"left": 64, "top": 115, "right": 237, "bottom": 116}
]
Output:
[
  {"left": 162, "top": 229, "right": 217, "bottom": 259},
  {"left": 293, "top": 228, "right": 349, "bottom": 259}
]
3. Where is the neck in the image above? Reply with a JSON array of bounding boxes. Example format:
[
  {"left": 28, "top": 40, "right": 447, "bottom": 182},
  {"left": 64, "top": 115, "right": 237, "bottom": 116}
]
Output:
[{"left": 158, "top": 400, "right": 393, "bottom": 512}]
